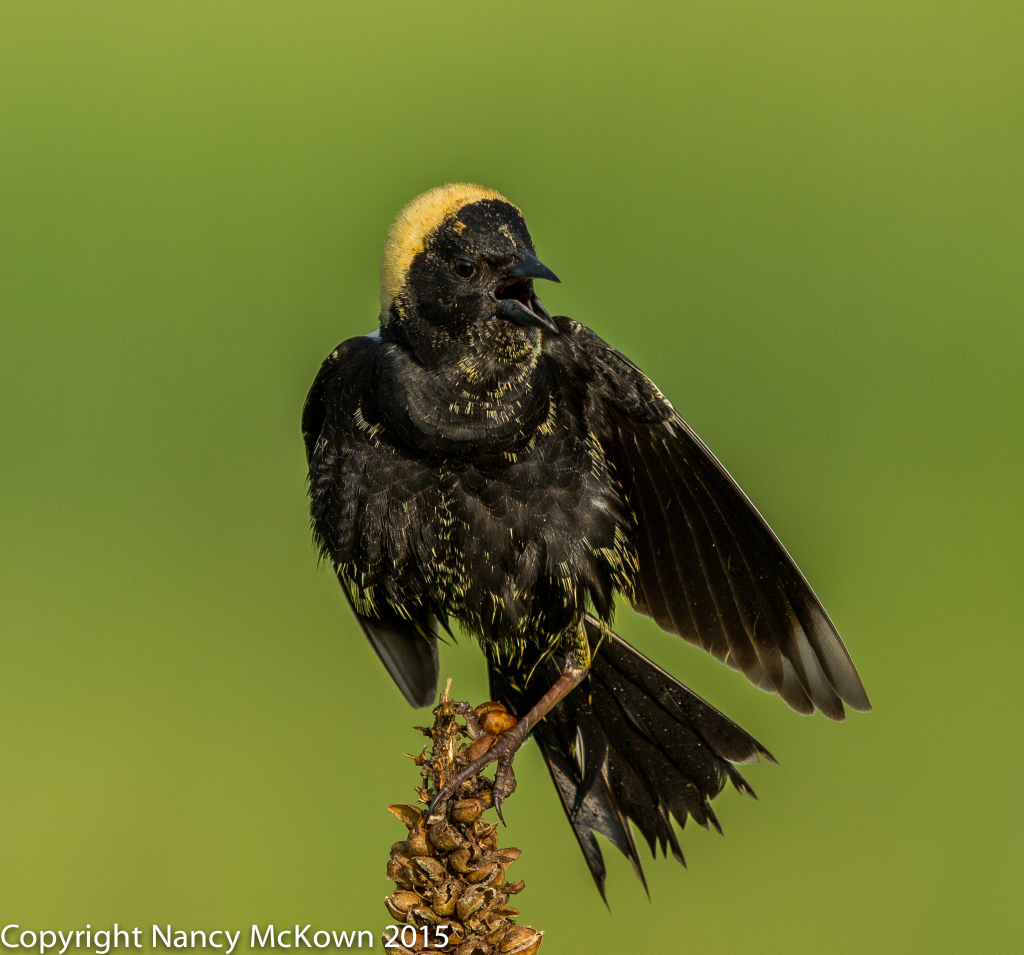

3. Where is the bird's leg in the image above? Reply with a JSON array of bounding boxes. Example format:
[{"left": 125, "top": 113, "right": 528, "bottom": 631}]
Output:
[
  {"left": 486, "top": 664, "right": 587, "bottom": 820},
  {"left": 429, "top": 625, "right": 592, "bottom": 823}
]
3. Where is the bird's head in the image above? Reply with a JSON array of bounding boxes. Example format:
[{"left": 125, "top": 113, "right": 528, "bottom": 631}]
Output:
[{"left": 379, "top": 185, "right": 560, "bottom": 361}]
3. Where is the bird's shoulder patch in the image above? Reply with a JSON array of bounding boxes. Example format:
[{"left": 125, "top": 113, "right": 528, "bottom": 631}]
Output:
[
  {"left": 545, "top": 317, "right": 675, "bottom": 426},
  {"left": 301, "top": 332, "right": 382, "bottom": 465}
]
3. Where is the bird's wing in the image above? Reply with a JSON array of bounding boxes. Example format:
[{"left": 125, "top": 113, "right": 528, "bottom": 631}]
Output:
[
  {"left": 303, "top": 333, "right": 440, "bottom": 709},
  {"left": 557, "top": 319, "right": 870, "bottom": 719},
  {"left": 341, "top": 587, "right": 440, "bottom": 709}
]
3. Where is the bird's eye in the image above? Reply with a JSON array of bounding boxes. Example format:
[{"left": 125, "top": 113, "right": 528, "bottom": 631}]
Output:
[{"left": 455, "top": 257, "right": 476, "bottom": 279}]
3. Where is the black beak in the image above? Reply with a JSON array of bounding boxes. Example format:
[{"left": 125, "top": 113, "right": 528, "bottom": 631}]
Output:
[
  {"left": 492, "top": 250, "right": 561, "bottom": 334},
  {"left": 505, "top": 250, "right": 560, "bottom": 285}
]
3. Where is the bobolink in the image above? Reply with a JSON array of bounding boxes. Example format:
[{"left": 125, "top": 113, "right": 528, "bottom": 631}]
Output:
[{"left": 303, "top": 184, "right": 869, "bottom": 894}]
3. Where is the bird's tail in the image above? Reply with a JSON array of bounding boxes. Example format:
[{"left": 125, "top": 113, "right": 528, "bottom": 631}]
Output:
[{"left": 487, "top": 614, "right": 774, "bottom": 900}]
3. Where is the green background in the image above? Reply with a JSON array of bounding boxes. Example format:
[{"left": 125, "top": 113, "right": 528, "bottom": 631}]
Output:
[{"left": 2, "top": 2, "right": 1021, "bottom": 952}]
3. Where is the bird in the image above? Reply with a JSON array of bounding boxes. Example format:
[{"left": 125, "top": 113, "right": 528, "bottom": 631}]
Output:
[{"left": 302, "top": 183, "right": 870, "bottom": 897}]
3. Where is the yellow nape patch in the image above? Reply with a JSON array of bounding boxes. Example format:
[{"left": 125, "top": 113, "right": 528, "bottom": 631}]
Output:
[{"left": 379, "top": 183, "right": 514, "bottom": 316}]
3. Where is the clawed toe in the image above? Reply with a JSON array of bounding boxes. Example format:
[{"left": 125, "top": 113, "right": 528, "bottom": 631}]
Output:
[
  {"left": 492, "top": 759, "right": 517, "bottom": 824},
  {"left": 427, "top": 721, "right": 525, "bottom": 819},
  {"left": 449, "top": 700, "right": 484, "bottom": 739}
]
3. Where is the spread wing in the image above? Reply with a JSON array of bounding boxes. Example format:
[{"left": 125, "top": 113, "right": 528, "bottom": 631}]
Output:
[
  {"left": 303, "top": 334, "right": 440, "bottom": 709},
  {"left": 561, "top": 320, "right": 870, "bottom": 720}
]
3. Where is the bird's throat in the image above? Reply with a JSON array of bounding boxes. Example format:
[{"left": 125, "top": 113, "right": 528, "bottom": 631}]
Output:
[{"left": 376, "top": 337, "right": 552, "bottom": 457}]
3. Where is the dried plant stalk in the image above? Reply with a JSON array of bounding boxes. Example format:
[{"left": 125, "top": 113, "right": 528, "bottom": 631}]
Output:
[{"left": 383, "top": 680, "right": 544, "bottom": 955}]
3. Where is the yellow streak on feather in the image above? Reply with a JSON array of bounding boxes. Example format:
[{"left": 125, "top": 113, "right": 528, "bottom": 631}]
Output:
[{"left": 379, "top": 183, "right": 515, "bottom": 315}]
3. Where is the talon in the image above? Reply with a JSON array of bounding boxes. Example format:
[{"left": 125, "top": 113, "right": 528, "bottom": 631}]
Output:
[
  {"left": 492, "top": 758, "right": 517, "bottom": 825},
  {"left": 424, "top": 723, "right": 526, "bottom": 820},
  {"left": 496, "top": 764, "right": 517, "bottom": 800},
  {"left": 492, "top": 765, "right": 517, "bottom": 825}
]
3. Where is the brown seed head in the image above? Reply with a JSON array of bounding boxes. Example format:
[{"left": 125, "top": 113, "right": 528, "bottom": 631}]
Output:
[{"left": 382, "top": 683, "right": 542, "bottom": 953}]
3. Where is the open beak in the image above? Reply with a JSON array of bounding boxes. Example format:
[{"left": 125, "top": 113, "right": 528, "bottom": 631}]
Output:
[{"left": 492, "top": 250, "right": 560, "bottom": 334}]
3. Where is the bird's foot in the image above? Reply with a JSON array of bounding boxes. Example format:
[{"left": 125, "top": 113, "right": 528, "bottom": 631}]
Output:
[
  {"left": 429, "top": 702, "right": 523, "bottom": 823},
  {"left": 448, "top": 700, "right": 485, "bottom": 739}
]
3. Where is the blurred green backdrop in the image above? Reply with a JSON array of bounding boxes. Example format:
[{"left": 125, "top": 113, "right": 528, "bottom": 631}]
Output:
[{"left": 2, "top": 2, "right": 1021, "bottom": 952}]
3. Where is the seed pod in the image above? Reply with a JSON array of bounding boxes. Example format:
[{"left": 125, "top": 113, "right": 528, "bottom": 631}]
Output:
[
  {"left": 456, "top": 885, "right": 486, "bottom": 921},
  {"left": 403, "top": 907, "right": 423, "bottom": 931},
  {"left": 480, "top": 865, "right": 505, "bottom": 888},
  {"left": 481, "top": 710, "right": 517, "bottom": 736},
  {"left": 466, "top": 861, "right": 499, "bottom": 884},
  {"left": 388, "top": 804, "right": 424, "bottom": 829},
  {"left": 384, "top": 897, "right": 409, "bottom": 922},
  {"left": 454, "top": 941, "right": 485, "bottom": 955},
  {"left": 473, "top": 701, "right": 507, "bottom": 720},
  {"left": 414, "top": 856, "right": 447, "bottom": 883},
  {"left": 474, "top": 821, "right": 497, "bottom": 841},
  {"left": 448, "top": 847, "right": 475, "bottom": 873},
  {"left": 453, "top": 798, "right": 483, "bottom": 824},
  {"left": 400, "top": 863, "right": 427, "bottom": 887},
  {"left": 390, "top": 848, "right": 412, "bottom": 869},
  {"left": 412, "top": 906, "right": 442, "bottom": 926},
  {"left": 386, "top": 858, "right": 405, "bottom": 883},
  {"left": 389, "top": 890, "right": 423, "bottom": 914},
  {"left": 467, "top": 734, "right": 497, "bottom": 762},
  {"left": 463, "top": 910, "right": 490, "bottom": 936},
  {"left": 406, "top": 827, "right": 434, "bottom": 857},
  {"left": 430, "top": 881, "right": 460, "bottom": 917},
  {"left": 492, "top": 847, "right": 521, "bottom": 867},
  {"left": 504, "top": 880, "right": 525, "bottom": 895},
  {"left": 499, "top": 926, "right": 543, "bottom": 955},
  {"left": 428, "top": 820, "right": 463, "bottom": 852},
  {"left": 488, "top": 906, "right": 519, "bottom": 920},
  {"left": 485, "top": 914, "right": 510, "bottom": 934}
]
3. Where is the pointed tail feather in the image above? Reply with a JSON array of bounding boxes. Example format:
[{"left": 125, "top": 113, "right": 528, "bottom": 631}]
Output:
[{"left": 489, "top": 615, "right": 772, "bottom": 898}]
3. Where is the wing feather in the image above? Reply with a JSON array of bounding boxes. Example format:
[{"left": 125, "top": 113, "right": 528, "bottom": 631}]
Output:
[
  {"left": 304, "top": 334, "right": 440, "bottom": 710},
  {"left": 558, "top": 321, "right": 870, "bottom": 718},
  {"left": 340, "top": 585, "right": 440, "bottom": 709}
]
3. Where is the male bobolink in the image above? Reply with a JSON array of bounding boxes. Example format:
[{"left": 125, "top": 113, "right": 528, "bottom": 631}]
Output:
[{"left": 303, "top": 184, "right": 869, "bottom": 895}]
